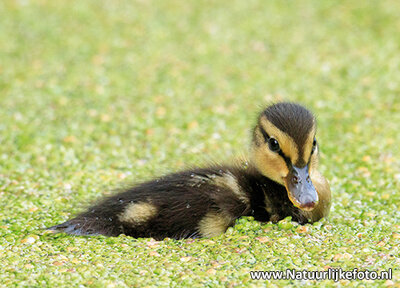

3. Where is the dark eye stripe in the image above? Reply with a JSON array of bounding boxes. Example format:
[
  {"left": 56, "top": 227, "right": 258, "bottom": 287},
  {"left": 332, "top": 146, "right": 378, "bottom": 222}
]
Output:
[
  {"left": 259, "top": 125, "right": 270, "bottom": 142},
  {"left": 279, "top": 150, "right": 292, "bottom": 169},
  {"left": 306, "top": 139, "right": 317, "bottom": 165},
  {"left": 259, "top": 125, "right": 292, "bottom": 169},
  {"left": 312, "top": 138, "right": 317, "bottom": 153}
]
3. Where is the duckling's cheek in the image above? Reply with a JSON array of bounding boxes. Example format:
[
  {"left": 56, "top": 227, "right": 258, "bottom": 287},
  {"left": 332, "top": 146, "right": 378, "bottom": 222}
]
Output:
[
  {"left": 252, "top": 149, "right": 288, "bottom": 185},
  {"left": 308, "top": 149, "right": 319, "bottom": 171}
]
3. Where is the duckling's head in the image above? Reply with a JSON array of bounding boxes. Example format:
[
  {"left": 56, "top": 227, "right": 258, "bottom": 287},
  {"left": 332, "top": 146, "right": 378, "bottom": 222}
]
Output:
[{"left": 251, "top": 102, "right": 322, "bottom": 211}]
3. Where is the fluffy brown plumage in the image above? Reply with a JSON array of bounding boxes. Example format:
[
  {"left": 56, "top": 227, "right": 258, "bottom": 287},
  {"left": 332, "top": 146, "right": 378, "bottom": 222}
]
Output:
[{"left": 48, "top": 102, "right": 331, "bottom": 239}]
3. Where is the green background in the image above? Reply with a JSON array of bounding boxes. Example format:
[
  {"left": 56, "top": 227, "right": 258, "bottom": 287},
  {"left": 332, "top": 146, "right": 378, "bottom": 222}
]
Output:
[{"left": 1, "top": 0, "right": 399, "bottom": 287}]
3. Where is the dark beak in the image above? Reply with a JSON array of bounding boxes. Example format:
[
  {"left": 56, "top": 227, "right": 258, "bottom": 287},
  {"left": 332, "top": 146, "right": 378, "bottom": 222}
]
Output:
[{"left": 284, "top": 165, "right": 318, "bottom": 211}]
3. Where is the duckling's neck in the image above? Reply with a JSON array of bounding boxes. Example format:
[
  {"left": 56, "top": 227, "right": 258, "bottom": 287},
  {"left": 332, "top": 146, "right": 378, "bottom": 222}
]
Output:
[{"left": 231, "top": 162, "right": 310, "bottom": 224}]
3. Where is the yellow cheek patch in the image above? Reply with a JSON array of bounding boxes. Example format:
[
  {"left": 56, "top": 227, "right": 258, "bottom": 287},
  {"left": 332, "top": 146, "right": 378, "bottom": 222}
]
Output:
[
  {"left": 251, "top": 145, "right": 289, "bottom": 185},
  {"left": 302, "top": 126, "right": 316, "bottom": 164},
  {"left": 198, "top": 212, "right": 232, "bottom": 238},
  {"left": 118, "top": 202, "right": 158, "bottom": 225},
  {"left": 259, "top": 117, "right": 299, "bottom": 164},
  {"left": 253, "top": 125, "right": 264, "bottom": 147},
  {"left": 309, "top": 146, "right": 319, "bottom": 171}
]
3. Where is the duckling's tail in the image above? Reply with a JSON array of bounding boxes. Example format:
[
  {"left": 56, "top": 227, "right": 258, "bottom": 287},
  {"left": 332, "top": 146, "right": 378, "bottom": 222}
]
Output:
[{"left": 47, "top": 216, "right": 122, "bottom": 237}]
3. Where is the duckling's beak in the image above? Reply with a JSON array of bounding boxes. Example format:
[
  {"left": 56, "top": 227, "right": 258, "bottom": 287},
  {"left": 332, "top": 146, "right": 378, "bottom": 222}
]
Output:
[{"left": 284, "top": 165, "right": 318, "bottom": 211}]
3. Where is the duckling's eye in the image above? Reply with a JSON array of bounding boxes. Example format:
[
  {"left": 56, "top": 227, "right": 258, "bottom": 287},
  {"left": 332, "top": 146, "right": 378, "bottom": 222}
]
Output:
[
  {"left": 268, "top": 138, "right": 280, "bottom": 152},
  {"left": 312, "top": 138, "right": 317, "bottom": 153}
]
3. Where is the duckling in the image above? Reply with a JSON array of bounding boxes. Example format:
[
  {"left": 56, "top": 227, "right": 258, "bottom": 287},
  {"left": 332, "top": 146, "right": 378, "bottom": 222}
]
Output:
[{"left": 48, "top": 102, "right": 331, "bottom": 240}]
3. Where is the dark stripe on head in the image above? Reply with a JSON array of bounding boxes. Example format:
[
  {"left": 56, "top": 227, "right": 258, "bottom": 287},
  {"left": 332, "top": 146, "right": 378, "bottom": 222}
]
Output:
[
  {"left": 257, "top": 118, "right": 295, "bottom": 170},
  {"left": 259, "top": 124, "right": 270, "bottom": 142},
  {"left": 262, "top": 102, "right": 315, "bottom": 158},
  {"left": 296, "top": 158, "right": 307, "bottom": 167},
  {"left": 278, "top": 150, "right": 292, "bottom": 170}
]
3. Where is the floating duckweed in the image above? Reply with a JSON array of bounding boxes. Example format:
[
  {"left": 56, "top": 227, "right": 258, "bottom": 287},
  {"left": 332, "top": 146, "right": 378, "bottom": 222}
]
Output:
[
  {"left": 2, "top": 1, "right": 400, "bottom": 287},
  {"left": 277, "top": 219, "right": 293, "bottom": 231}
]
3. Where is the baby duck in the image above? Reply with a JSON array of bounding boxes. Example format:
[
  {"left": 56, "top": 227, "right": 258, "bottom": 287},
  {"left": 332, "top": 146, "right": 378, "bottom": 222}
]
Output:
[{"left": 48, "top": 102, "right": 331, "bottom": 239}]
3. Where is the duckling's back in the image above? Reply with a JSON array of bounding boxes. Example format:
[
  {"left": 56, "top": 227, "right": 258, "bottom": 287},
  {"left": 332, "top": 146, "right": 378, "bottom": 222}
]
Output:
[{"left": 48, "top": 166, "right": 253, "bottom": 240}]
